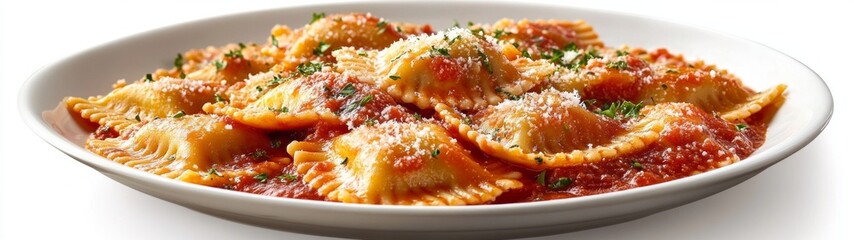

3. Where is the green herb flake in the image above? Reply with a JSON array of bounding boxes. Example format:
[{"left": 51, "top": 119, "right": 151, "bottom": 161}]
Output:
[
  {"left": 252, "top": 149, "right": 268, "bottom": 159},
  {"left": 271, "top": 34, "right": 279, "bottom": 48},
  {"left": 477, "top": 49, "right": 493, "bottom": 74},
  {"left": 357, "top": 50, "right": 368, "bottom": 57},
  {"left": 508, "top": 144, "right": 519, "bottom": 148},
  {"left": 596, "top": 100, "right": 643, "bottom": 119},
  {"left": 207, "top": 168, "right": 222, "bottom": 177},
  {"left": 521, "top": 50, "right": 532, "bottom": 59},
  {"left": 358, "top": 94, "right": 373, "bottom": 106},
  {"left": 376, "top": 20, "right": 388, "bottom": 33},
  {"left": 534, "top": 156, "right": 544, "bottom": 165},
  {"left": 214, "top": 60, "right": 227, "bottom": 72},
  {"left": 144, "top": 73, "right": 154, "bottom": 82},
  {"left": 391, "top": 51, "right": 408, "bottom": 62},
  {"left": 215, "top": 93, "right": 225, "bottom": 102},
  {"left": 134, "top": 114, "right": 141, "bottom": 122},
  {"left": 448, "top": 35, "right": 461, "bottom": 45},
  {"left": 238, "top": 42, "right": 246, "bottom": 50},
  {"left": 296, "top": 62, "right": 323, "bottom": 75},
  {"left": 364, "top": 117, "right": 377, "bottom": 126},
  {"left": 666, "top": 69, "right": 679, "bottom": 74},
  {"left": 536, "top": 171, "right": 546, "bottom": 186},
  {"left": 631, "top": 160, "right": 644, "bottom": 170},
  {"left": 616, "top": 50, "right": 629, "bottom": 57},
  {"left": 339, "top": 83, "right": 357, "bottom": 97},
  {"left": 253, "top": 173, "right": 269, "bottom": 183},
  {"left": 607, "top": 60, "right": 628, "bottom": 70},
  {"left": 463, "top": 116, "right": 473, "bottom": 125},
  {"left": 310, "top": 12, "right": 326, "bottom": 24},
  {"left": 270, "top": 140, "right": 282, "bottom": 149},
  {"left": 493, "top": 29, "right": 508, "bottom": 39},
  {"left": 431, "top": 149, "right": 441, "bottom": 158},
  {"left": 413, "top": 113, "right": 422, "bottom": 121},
  {"left": 735, "top": 123, "right": 748, "bottom": 132},
  {"left": 340, "top": 157, "right": 349, "bottom": 165},
  {"left": 389, "top": 75, "right": 401, "bottom": 80},
  {"left": 430, "top": 46, "right": 451, "bottom": 57},
  {"left": 547, "top": 177, "right": 572, "bottom": 190},
  {"left": 313, "top": 41, "right": 332, "bottom": 56},
  {"left": 277, "top": 174, "right": 297, "bottom": 182},
  {"left": 179, "top": 72, "right": 186, "bottom": 79},
  {"left": 224, "top": 49, "right": 243, "bottom": 58},
  {"left": 173, "top": 53, "right": 184, "bottom": 69},
  {"left": 171, "top": 111, "right": 186, "bottom": 118},
  {"left": 395, "top": 25, "right": 403, "bottom": 33}
]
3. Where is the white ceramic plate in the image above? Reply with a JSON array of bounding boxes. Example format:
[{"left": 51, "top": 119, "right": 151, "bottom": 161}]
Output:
[{"left": 19, "top": 1, "right": 832, "bottom": 239}]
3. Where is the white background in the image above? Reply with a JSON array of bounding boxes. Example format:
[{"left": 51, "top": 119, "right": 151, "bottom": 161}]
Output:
[{"left": 1, "top": 0, "right": 850, "bottom": 239}]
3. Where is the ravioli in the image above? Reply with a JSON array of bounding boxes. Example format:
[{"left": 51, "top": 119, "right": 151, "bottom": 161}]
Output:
[
  {"left": 438, "top": 89, "right": 667, "bottom": 169},
  {"left": 205, "top": 70, "right": 408, "bottom": 130},
  {"left": 86, "top": 115, "right": 270, "bottom": 178},
  {"left": 334, "top": 27, "right": 553, "bottom": 110},
  {"left": 65, "top": 77, "right": 223, "bottom": 135},
  {"left": 478, "top": 18, "right": 604, "bottom": 59},
  {"left": 287, "top": 122, "right": 522, "bottom": 205}
]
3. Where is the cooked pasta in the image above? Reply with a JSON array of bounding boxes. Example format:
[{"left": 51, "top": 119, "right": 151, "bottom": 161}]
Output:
[{"left": 64, "top": 12, "right": 786, "bottom": 205}]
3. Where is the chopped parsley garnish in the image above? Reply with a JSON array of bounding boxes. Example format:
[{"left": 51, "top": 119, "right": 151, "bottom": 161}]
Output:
[
  {"left": 391, "top": 51, "right": 408, "bottom": 62},
  {"left": 616, "top": 50, "right": 629, "bottom": 57},
  {"left": 453, "top": 19, "right": 461, "bottom": 28},
  {"left": 388, "top": 75, "right": 401, "bottom": 80},
  {"left": 495, "top": 87, "right": 520, "bottom": 100},
  {"left": 430, "top": 46, "right": 451, "bottom": 57},
  {"left": 338, "top": 83, "right": 357, "bottom": 97},
  {"left": 735, "top": 123, "right": 748, "bottom": 132},
  {"left": 253, "top": 173, "right": 269, "bottom": 183},
  {"left": 364, "top": 117, "right": 377, "bottom": 126},
  {"left": 534, "top": 157, "right": 544, "bottom": 165},
  {"left": 279, "top": 106, "right": 289, "bottom": 113},
  {"left": 277, "top": 174, "right": 297, "bottom": 182},
  {"left": 631, "top": 160, "right": 644, "bottom": 170},
  {"left": 547, "top": 177, "right": 572, "bottom": 189},
  {"left": 268, "top": 74, "right": 285, "bottom": 86},
  {"left": 256, "top": 86, "right": 263, "bottom": 92},
  {"left": 312, "top": 41, "right": 331, "bottom": 56},
  {"left": 508, "top": 144, "right": 519, "bottom": 148},
  {"left": 171, "top": 111, "right": 186, "bottom": 118},
  {"left": 376, "top": 20, "right": 388, "bottom": 33},
  {"left": 536, "top": 171, "right": 547, "bottom": 186},
  {"left": 413, "top": 113, "right": 422, "bottom": 120},
  {"left": 521, "top": 50, "right": 532, "bottom": 59},
  {"left": 477, "top": 49, "right": 493, "bottom": 74},
  {"left": 214, "top": 60, "right": 227, "bottom": 72},
  {"left": 666, "top": 69, "right": 679, "bottom": 74},
  {"left": 134, "top": 114, "right": 141, "bottom": 122},
  {"left": 174, "top": 53, "right": 183, "bottom": 69},
  {"left": 224, "top": 49, "right": 243, "bottom": 58},
  {"left": 493, "top": 29, "right": 509, "bottom": 39},
  {"left": 271, "top": 34, "right": 279, "bottom": 48},
  {"left": 448, "top": 35, "right": 462, "bottom": 45},
  {"left": 238, "top": 42, "right": 246, "bottom": 50},
  {"left": 340, "top": 157, "right": 349, "bottom": 165},
  {"left": 144, "top": 73, "right": 154, "bottom": 82},
  {"left": 606, "top": 60, "right": 628, "bottom": 70},
  {"left": 252, "top": 149, "right": 268, "bottom": 159},
  {"left": 431, "top": 149, "right": 441, "bottom": 158},
  {"left": 596, "top": 100, "right": 643, "bottom": 119},
  {"left": 215, "top": 93, "right": 225, "bottom": 102},
  {"left": 207, "top": 168, "right": 222, "bottom": 177},
  {"left": 357, "top": 50, "right": 368, "bottom": 57},
  {"left": 296, "top": 62, "right": 323, "bottom": 75},
  {"left": 310, "top": 12, "right": 326, "bottom": 24},
  {"left": 463, "top": 116, "right": 473, "bottom": 125},
  {"left": 395, "top": 25, "right": 403, "bottom": 33},
  {"left": 270, "top": 140, "right": 282, "bottom": 149},
  {"left": 357, "top": 94, "right": 373, "bottom": 107},
  {"left": 179, "top": 72, "right": 186, "bottom": 79}
]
